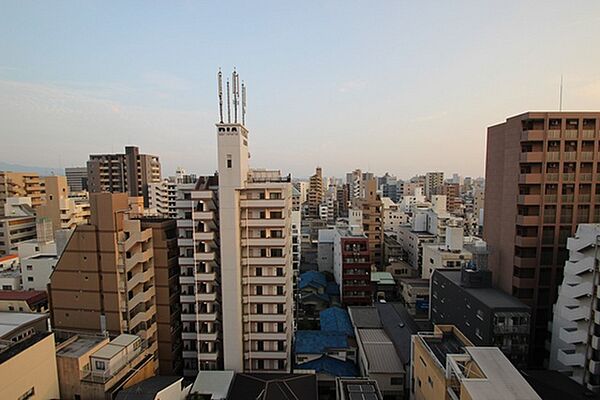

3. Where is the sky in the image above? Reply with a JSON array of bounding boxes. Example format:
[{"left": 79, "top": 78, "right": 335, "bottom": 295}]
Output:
[{"left": 2, "top": 2, "right": 600, "bottom": 180}]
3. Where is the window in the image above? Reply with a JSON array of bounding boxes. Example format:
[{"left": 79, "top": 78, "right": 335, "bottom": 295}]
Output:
[
  {"left": 226, "top": 154, "right": 232, "bottom": 168},
  {"left": 428, "top": 376, "right": 433, "bottom": 387},
  {"left": 255, "top": 267, "right": 262, "bottom": 277},
  {"left": 476, "top": 309, "right": 484, "bottom": 320},
  {"left": 256, "top": 304, "right": 263, "bottom": 314},
  {"left": 26, "top": 265, "right": 32, "bottom": 271},
  {"left": 27, "top": 277, "right": 34, "bottom": 282},
  {"left": 475, "top": 328, "right": 483, "bottom": 340},
  {"left": 18, "top": 387, "right": 35, "bottom": 400},
  {"left": 391, "top": 377, "right": 403, "bottom": 386},
  {"left": 277, "top": 286, "right": 284, "bottom": 295},
  {"left": 256, "top": 322, "right": 263, "bottom": 333},
  {"left": 95, "top": 360, "right": 106, "bottom": 370},
  {"left": 419, "top": 356, "right": 427, "bottom": 367},
  {"left": 271, "top": 248, "right": 283, "bottom": 257},
  {"left": 256, "top": 286, "right": 263, "bottom": 295}
]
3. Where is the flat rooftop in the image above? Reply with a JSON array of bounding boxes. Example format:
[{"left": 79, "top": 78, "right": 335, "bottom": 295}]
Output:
[
  {"left": 423, "top": 331, "right": 467, "bottom": 367},
  {"left": 0, "top": 312, "right": 48, "bottom": 339},
  {"left": 438, "top": 270, "right": 529, "bottom": 310},
  {"left": 456, "top": 347, "right": 540, "bottom": 399},
  {"left": 56, "top": 335, "right": 107, "bottom": 358}
]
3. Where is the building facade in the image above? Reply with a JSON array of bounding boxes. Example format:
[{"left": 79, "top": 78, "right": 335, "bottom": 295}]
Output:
[
  {"left": 87, "top": 145, "right": 161, "bottom": 206},
  {"left": 65, "top": 166, "right": 89, "bottom": 192},
  {"left": 0, "top": 171, "right": 44, "bottom": 215},
  {"left": 484, "top": 112, "right": 600, "bottom": 364}
]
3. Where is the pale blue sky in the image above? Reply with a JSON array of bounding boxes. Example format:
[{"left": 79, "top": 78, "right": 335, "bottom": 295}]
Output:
[{"left": 2, "top": 1, "right": 600, "bottom": 179}]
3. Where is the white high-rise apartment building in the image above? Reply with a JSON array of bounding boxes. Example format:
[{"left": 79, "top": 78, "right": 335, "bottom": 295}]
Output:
[
  {"left": 177, "top": 71, "right": 293, "bottom": 375},
  {"left": 549, "top": 224, "right": 600, "bottom": 392},
  {"left": 149, "top": 168, "right": 197, "bottom": 218}
]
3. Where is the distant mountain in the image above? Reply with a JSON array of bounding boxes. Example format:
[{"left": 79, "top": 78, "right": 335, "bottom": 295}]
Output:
[{"left": 0, "top": 162, "right": 64, "bottom": 176}]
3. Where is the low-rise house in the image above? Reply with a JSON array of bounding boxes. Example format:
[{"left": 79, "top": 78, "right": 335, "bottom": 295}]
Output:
[
  {"left": 0, "top": 290, "right": 48, "bottom": 312},
  {"left": 115, "top": 376, "right": 188, "bottom": 400},
  {"left": 227, "top": 373, "right": 318, "bottom": 400},
  {"left": 190, "top": 370, "right": 235, "bottom": 400},
  {"left": 371, "top": 271, "right": 396, "bottom": 301},
  {"left": 56, "top": 333, "right": 155, "bottom": 400},
  {"left": 398, "top": 278, "right": 430, "bottom": 318}
]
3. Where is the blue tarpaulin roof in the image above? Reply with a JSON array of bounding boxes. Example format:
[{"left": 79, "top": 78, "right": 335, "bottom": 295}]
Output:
[
  {"left": 298, "top": 271, "right": 327, "bottom": 290},
  {"left": 326, "top": 281, "right": 340, "bottom": 296},
  {"left": 320, "top": 307, "right": 353, "bottom": 337},
  {"left": 295, "top": 330, "right": 348, "bottom": 354},
  {"left": 296, "top": 355, "right": 358, "bottom": 377}
]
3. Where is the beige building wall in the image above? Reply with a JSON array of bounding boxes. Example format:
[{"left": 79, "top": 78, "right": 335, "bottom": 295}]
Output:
[
  {"left": 38, "top": 175, "right": 90, "bottom": 231},
  {"left": 0, "top": 171, "right": 44, "bottom": 215},
  {"left": 0, "top": 333, "right": 60, "bottom": 400}
]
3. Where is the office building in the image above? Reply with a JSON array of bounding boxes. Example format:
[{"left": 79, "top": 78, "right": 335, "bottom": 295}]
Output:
[
  {"left": 411, "top": 325, "right": 540, "bottom": 400},
  {"left": 431, "top": 267, "right": 531, "bottom": 367},
  {"left": 0, "top": 171, "right": 44, "bottom": 215},
  {"left": 37, "top": 175, "right": 90, "bottom": 231},
  {"left": 65, "top": 166, "right": 89, "bottom": 192},
  {"left": 87, "top": 145, "right": 161, "bottom": 206},
  {"left": 549, "top": 224, "right": 600, "bottom": 391},
  {"left": 484, "top": 112, "right": 600, "bottom": 364},
  {"left": 0, "top": 312, "right": 59, "bottom": 400}
]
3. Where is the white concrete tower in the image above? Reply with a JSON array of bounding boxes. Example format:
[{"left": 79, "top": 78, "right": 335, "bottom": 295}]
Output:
[{"left": 217, "top": 69, "right": 249, "bottom": 371}]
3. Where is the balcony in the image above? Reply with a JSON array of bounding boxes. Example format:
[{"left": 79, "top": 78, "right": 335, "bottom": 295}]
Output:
[
  {"left": 178, "top": 238, "right": 194, "bottom": 247},
  {"left": 198, "top": 332, "right": 219, "bottom": 342},
  {"left": 244, "top": 295, "right": 287, "bottom": 304},
  {"left": 243, "top": 313, "right": 287, "bottom": 322},
  {"left": 560, "top": 305, "right": 590, "bottom": 322},
  {"left": 547, "top": 130, "right": 561, "bottom": 139},
  {"left": 196, "top": 232, "right": 216, "bottom": 242},
  {"left": 193, "top": 211, "right": 215, "bottom": 220},
  {"left": 179, "top": 257, "right": 195, "bottom": 266},
  {"left": 546, "top": 152, "right": 561, "bottom": 161},
  {"left": 516, "top": 215, "right": 539, "bottom": 225},
  {"left": 517, "top": 194, "right": 541, "bottom": 204},
  {"left": 590, "top": 360, "right": 600, "bottom": 375},
  {"left": 521, "top": 130, "right": 545, "bottom": 141},
  {"left": 179, "top": 275, "right": 195, "bottom": 285},
  {"left": 241, "top": 238, "right": 286, "bottom": 247},
  {"left": 564, "top": 130, "right": 578, "bottom": 139},
  {"left": 241, "top": 218, "right": 286, "bottom": 228},
  {"left": 561, "top": 194, "right": 575, "bottom": 203},
  {"left": 519, "top": 152, "right": 543, "bottom": 163},
  {"left": 546, "top": 172, "right": 560, "bottom": 182},
  {"left": 198, "top": 351, "right": 220, "bottom": 361},
  {"left": 176, "top": 199, "right": 193, "bottom": 209},
  {"left": 240, "top": 199, "right": 286, "bottom": 208},
  {"left": 244, "top": 332, "right": 287, "bottom": 341},
  {"left": 181, "top": 313, "right": 197, "bottom": 322},
  {"left": 242, "top": 256, "right": 287, "bottom": 266},
  {"left": 182, "top": 332, "right": 197, "bottom": 340},
  {"left": 580, "top": 173, "right": 593, "bottom": 182},
  {"left": 559, "top": 326, "right": 587, "bottom": 344},
  {"left": 592, "top": 335, "right": 600, "bottom": 350},
  {"left": 544, "top": 194, "right": 557, "bottom": 203},
  {"left": 196, "top": 252, "right": 216, "bottom": 261},
  {"left": 198, "top": 312, "right": 218, "bottom": 322},
  {"left": 196, "top": 271, "right": 217, "bottom": 282},
  {"left": 561, "top": 281, "right": 593, "bottom": 299},
  {"left": 581, "top": 151, "right": 595, "bottom": 161},
  {"left": 243, "top": 276, "right": 287, "bottom": 285},
  {"left": 182, "top": 350, "right": 197, "bottom": 359},
  {"left": 562, "top": 173, "right": 575, "bottom": 182},
  {"left": 180, "top": 294, "right": 195, "bottom": 303},
  {"left": 519, "top": 174, "right": 542, "bottom": 184},
  {"left": 244, "top": 351, "right": 287, "bottom": 359},
  {"left": 578, "top": 194, "right": 591, "bottom": 203},
  {"left": 513, "top": 256, "right": 537, "bottom": 268},
  {"left": 515, "top": 235, "right": 538, "bottom": 247},
  {"left": 582, "top": 130, "right": 596, "bottom": 139},
  {"left": 177, "top": 219, "right": 193, "bottom": 228},
  {"left": 557, "top": 348, "right": 585, "bottom": 367},
  {"left": 563, "top": 152, "right": 577, "bottom": 161},
  {"left": 197, "top": 292, "right": 217, "bottom": 302}
]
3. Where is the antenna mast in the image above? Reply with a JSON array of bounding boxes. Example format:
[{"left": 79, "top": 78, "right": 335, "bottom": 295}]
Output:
[
  {"left": 233, "top": 70, "right": 239, "bottom": 123},
  {"left": 242, "top": 81, "right": 247, "bottom": 125},
  {"left": 217, "top": 69, "right": 224, "bottom": 123},
  {"left": 226, "top": 79, "right": 231, "bottom": 123},
  {"left": 559, "top": 74, "right": 564, "bottom": 112}
]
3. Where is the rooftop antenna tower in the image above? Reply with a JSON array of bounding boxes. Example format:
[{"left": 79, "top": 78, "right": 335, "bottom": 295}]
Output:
[
  {"left": 232, "top": 69, "right": 239, "bottom": 123},
  {"left": 559, "top": 74, "right": 564, "bottom": 111},
  {"left": 241, "top": 81, "right": 247, "bottom": 125},
  {"left": 217, "top": 69, "right": 224, "bottom": 123},
  {"left": 226, "top": 78, "right": 231, "bottom": 123}
]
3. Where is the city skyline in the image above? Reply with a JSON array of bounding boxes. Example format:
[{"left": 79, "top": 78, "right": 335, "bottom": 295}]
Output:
[{"left": 3, "top": 2, "right": 600, "bottom": 178}]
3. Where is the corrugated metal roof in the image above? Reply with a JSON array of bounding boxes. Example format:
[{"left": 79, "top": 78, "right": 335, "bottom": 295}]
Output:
[
  {"left": 348, "top": 307, "right": 382, "bottom": 328},
  {"left": 358, "top": 328, "right": 389, "bottom": 343},
  {"left": 362, "top": 343, "right": 404, "bottom": 373}
]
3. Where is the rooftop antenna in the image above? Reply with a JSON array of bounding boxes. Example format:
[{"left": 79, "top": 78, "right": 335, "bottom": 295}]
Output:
[
  {"left": 559, "top": 74, "right": 564, "bottom": 111},
  {"left": 232, "top": 69, "right": 239, "bottom": 123},
  {"left": 226, "top": 78, "right": 231, "bottom": 123},
  {"left": 242, "top": 80, "right": 247, "bottom": 125},
  {"left": 217, "top": 69, "right": 224, "bottom": 123}
]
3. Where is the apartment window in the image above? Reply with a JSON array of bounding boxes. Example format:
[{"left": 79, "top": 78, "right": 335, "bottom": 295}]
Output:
[
  {"left": 257, "top": 341, "right": 264, "bottom": 351},
  {"left": 26, "top": 265, "right": 32, "bottom": 271},
  {"left": 256, "top": 322, "right": 263, "bottom": 333},
  {"left": 255, "top": 267, "right": 262, "bottom": 277},
  {"left": 277, "top": 303, "right": 284, "bottom": 314},
  {"left": 2, "top": 285, "right": 12, "bottom": 290},
  {"left": 278, "top": 340, "right": 285, "bottom": 351},
  {"left": 27, "top": 277, "right": 33, "bottom": 282},
  {"left": 278, "top": 359, "right": 285, "bottom": 369},
  {"left": 420, "top": 356, "right": 427, "bottom": 367},
  {"left": 428, "top": 376, "right": 433, "bottom": 387},
  {"left": 276, "top": 286, "right": 284, "bottom": 295},
  {"left": 226, "top": 154, "right": 232, "bottom": 168},
  {"left": 476, "top": 309, "right": 484, "bottom": 320},
  {"left": 257, "top": 359, "right": 264, "bottom": 369},
  {"left": 475, "top": 328, "right": 483, "bottom": 340},
  {"left": 256, "top": 286, "right": 263, "bottom": 295},
  {"left": 95, "top": 361, "right": 106, "bottom": 370},
  {"left": 277, "top": 322, "right": 284, "bottom": 332},
  {"left": 271, "top": 248, "right": 283, "bottom": 257},
  {"left": 256, "top": 304, "right": 263, "bottom": 314}
]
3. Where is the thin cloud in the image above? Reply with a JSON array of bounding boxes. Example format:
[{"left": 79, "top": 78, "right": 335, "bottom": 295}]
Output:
[{"left": 338, "top": 79, "right": 367, "bottom": 93}]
